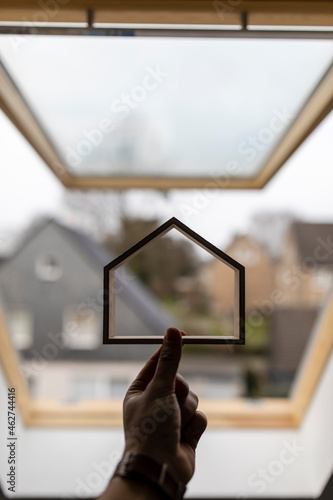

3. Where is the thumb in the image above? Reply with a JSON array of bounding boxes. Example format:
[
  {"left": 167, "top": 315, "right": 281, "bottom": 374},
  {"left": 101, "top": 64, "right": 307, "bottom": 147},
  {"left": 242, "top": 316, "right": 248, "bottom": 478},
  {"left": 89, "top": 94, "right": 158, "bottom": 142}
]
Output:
[{"left": 152, "top": 327, "right": 183, "bottom": 392}]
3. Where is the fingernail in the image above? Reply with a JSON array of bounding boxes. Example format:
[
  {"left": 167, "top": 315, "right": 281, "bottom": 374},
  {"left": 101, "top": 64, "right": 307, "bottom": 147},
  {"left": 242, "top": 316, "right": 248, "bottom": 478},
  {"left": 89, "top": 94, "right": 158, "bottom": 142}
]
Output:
[{"left": 165, "top": 327, "right": 180, "bottom": 341}]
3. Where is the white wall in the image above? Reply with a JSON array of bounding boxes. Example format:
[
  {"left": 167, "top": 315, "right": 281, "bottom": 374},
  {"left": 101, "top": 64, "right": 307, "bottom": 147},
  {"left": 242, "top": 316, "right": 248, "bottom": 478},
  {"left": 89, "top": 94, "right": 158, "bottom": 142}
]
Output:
[
  {"left": 189, "top": 351, "right": 333, "bottom": 497},
  {"left": 0, "top": 351, "right": 332, "bottom": 498}
]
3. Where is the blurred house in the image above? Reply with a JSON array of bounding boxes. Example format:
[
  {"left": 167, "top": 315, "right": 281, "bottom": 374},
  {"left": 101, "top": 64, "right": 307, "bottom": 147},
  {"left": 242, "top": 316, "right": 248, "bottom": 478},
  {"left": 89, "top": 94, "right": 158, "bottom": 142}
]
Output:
[
  {"left": 268, "top": 222, "right": 333, "bottom": 387},
  {"left": 0, "top": 219, "right": 174, "bottom": 401},
  {"left": 202, "top": 222, "right": 333, "bottom": 314},
  {"left": 275, "top": 221, "right": 333, "bottom": 308},
  {"left": 270, "top": 307, "right": 319, "bottom": 384},
  {"left": 0, "top": 219, "right": 245, "bottom": 401},
  {"left": 201, "top": 234, "right": 275, "bottom": 314},
  {"left": 200, "top": 222, "right": 333, "bottom": 392}
]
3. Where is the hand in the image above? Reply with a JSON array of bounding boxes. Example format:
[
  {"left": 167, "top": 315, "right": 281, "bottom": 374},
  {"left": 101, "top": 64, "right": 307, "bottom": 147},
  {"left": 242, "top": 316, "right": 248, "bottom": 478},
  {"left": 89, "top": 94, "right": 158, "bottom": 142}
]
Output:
[{"left": 122, "top": 327, "right": 207, "bottom": 485}]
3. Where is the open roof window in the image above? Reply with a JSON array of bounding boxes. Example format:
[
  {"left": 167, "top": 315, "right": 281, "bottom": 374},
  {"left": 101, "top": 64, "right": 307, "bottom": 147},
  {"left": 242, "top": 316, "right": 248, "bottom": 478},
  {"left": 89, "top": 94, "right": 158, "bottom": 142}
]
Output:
[{"left": 0, "top": 33, "right": 332, "bottom": 189}]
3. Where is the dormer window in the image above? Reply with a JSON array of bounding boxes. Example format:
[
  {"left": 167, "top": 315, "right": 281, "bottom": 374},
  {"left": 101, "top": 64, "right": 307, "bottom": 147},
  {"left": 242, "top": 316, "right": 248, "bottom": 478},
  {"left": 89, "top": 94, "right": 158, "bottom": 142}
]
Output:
[{"left": 35, "top": 252, "right": 62, "bottom": 282}]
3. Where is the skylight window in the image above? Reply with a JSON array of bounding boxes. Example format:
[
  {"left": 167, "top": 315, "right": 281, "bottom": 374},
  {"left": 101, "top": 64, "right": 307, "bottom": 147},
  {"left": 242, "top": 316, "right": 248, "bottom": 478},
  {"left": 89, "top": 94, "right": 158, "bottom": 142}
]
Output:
[{"left": 0, "top": 35, "right": 332, "bottom": 187}]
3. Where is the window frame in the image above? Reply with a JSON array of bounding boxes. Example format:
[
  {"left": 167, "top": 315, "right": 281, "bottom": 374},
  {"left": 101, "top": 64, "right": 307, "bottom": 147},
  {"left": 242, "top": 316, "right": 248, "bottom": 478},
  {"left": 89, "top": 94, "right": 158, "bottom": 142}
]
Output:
[
  {"left": 0, "top": 288, "right": 332, "bottom": 428},
  {"left": 0, "top": 21, "right": 333, "bottom": 190},
  {"left": 1, "top": 0, "right": 333, "bottom": 427}
]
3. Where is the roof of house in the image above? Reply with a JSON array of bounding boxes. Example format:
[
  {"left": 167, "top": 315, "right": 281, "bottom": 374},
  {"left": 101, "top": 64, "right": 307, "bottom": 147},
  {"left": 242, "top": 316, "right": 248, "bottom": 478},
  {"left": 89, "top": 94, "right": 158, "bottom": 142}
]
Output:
[
  {"left": 270, "top": 307, "right": 319, "bottom": 377},
  {"left": 292, "top": 222, "right": 333, "bottom": 265},
  {"left": 0, "top": 218, "right": 174, "bottom": 348},
  {"left": 57, "top": 220, "right": 173, "bottom": 335}
]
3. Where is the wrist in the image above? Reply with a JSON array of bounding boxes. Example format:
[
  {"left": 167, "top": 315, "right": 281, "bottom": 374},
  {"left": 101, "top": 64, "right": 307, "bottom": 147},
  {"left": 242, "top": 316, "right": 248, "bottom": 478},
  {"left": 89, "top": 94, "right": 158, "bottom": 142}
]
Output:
[
  {"left": 124, "top": 439, "right": 181, "bottom": 479},
  {"left": 108, "top": 476, "right": 164, "bottom": 500},
  {"left": 113, "top": 451, "right": 186, "bottom": 500}
]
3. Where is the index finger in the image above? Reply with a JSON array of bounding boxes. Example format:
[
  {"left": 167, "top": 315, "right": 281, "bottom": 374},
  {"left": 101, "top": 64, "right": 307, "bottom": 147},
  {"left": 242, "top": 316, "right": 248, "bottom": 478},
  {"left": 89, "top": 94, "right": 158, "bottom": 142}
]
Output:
[
  {"left": 126, "top": 345, "right": 162, "bottom": 395},
  {"left": 152, "top": 327, "right": 183, "bottom": 391}
]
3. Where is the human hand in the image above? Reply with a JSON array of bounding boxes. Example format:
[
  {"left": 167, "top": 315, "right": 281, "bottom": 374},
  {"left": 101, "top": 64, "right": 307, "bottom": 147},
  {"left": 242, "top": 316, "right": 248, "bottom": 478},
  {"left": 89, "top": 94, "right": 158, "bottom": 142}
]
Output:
[{"left": 122, "top": 327, "right": 207, "bottom": 485}]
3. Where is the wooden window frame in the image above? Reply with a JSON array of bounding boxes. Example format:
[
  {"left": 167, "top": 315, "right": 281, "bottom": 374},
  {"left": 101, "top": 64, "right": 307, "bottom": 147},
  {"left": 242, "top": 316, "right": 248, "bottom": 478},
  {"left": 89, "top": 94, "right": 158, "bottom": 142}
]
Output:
[
  {"left": 1, "top": 1, "right": 333, "bottom": 28},
  {"left": 0, "top": 288, "right": 332, "bottom": 428},
  {"left": 0, "top": 0, "right": 333, "bottom": 427},
  {"left": 0, "top": 10, "right": 333, "bottom": 191}
]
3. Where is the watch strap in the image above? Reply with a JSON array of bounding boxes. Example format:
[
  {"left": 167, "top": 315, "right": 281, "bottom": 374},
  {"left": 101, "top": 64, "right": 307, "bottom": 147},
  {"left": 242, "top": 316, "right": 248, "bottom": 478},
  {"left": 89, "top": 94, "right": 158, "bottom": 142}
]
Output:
[{"left": 113, "top": 451, "right": 186, "bottom": 500}]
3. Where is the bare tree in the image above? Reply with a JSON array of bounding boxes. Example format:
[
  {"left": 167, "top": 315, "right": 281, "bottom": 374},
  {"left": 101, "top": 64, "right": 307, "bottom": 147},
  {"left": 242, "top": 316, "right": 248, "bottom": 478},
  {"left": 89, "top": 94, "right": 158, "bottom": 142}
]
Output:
[
  {"left": 104, "top": 217, "right": 201, "bottom": 299},
  {"left": 61, "top": 190, "right": 128, "bottom": 240},
  {"left": 249, "top": 211, "right": 296, "bottom": 258}
]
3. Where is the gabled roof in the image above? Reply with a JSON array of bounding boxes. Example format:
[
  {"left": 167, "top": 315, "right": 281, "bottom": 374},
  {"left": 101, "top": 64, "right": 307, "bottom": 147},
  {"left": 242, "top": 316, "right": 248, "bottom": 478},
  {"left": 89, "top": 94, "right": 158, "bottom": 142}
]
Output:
[
  {"left": 292, "top": 222, "right": 333, "bottom": 265},
  {"left": 1, "top": 218, "right": 173, "bottom": 336},
  {"left": 270, "top": 307, "right": 319, "bottom": 376},
  {"left": 54, "top": 220, "right": 174, "bottom": 334}
]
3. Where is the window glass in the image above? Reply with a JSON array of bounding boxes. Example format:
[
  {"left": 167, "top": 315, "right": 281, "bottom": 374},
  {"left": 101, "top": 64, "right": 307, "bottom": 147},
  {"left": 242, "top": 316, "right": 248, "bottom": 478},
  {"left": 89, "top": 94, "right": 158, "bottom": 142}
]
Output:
[
  {"left": 63, "top": 306, "right": 100, "bottom": 350},
  {"left": 7, "top": 307, "right": 33, "bottom": 349},
  {"left": 35, "top": 251, "right": 63, "bottom": 281},
  {"left": 0, "top": 35, "right": 332, "bottom": 179}
]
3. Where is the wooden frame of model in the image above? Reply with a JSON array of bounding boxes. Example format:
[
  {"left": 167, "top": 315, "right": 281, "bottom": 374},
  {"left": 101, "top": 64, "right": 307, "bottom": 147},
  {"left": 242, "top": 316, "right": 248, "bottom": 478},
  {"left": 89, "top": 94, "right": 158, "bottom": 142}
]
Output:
[{"left": 103, "top": 217, "right": 245, "bottom": 345}]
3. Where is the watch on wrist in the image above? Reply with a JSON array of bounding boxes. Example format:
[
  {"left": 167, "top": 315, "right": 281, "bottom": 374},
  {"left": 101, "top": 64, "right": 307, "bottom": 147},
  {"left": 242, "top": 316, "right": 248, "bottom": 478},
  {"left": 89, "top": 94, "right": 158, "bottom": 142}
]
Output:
[{"left": 113, "top": 451, "right": 187, "bottom": 500}]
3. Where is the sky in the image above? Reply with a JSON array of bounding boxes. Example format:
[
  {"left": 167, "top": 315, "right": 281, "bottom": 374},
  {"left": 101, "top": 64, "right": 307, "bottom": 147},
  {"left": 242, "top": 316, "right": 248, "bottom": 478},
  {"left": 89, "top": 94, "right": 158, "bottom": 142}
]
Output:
[{"left": 0, "top": 106, "right": 332, "bottom": 256}]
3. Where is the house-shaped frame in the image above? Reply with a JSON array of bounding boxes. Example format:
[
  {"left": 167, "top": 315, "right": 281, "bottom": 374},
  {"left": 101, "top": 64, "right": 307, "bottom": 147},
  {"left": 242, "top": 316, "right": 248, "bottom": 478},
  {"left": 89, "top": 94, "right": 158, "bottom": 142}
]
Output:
[{"left": 103, "top": 217, "right": 245, "bottom": 344}]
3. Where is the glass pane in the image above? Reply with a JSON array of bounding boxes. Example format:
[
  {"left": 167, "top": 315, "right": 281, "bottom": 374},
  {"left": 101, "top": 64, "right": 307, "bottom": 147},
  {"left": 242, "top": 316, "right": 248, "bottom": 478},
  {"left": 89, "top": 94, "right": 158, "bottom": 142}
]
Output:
[{"left": 0, "top": 35, "right": 332, "bottom": 178}]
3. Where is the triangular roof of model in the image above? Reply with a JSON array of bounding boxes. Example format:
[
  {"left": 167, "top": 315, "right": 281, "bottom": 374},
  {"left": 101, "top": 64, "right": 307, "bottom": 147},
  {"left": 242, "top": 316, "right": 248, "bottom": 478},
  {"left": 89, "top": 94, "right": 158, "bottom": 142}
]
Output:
[{"left": 105, "top": 216, "right": 244, "bottom": 272}]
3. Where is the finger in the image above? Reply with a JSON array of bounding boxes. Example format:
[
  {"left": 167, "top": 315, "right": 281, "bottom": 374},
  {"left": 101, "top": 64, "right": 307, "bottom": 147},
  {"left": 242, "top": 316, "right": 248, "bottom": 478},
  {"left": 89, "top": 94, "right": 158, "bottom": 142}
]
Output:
[
  {"left": 126, "top": 345, "right": 162, "bottom": 394},
  {"left": 175, "top": 374, "right": 189, "bottom": 406},
  {"left": 152, "top": 327, "right": 183, "bottom": 392},
  {"left": 180, "top": 391, "right": 199, "bottom": 428},
  {"left": 182, "top": 411, "right": 207, "bottom": 451}
]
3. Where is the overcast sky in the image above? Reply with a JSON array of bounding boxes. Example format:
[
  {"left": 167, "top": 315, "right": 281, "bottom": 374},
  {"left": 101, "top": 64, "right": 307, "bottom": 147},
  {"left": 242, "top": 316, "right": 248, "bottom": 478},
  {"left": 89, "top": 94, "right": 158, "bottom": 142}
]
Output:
[{"left": 0, "top": 106, "right": 332, "bottom": 255}]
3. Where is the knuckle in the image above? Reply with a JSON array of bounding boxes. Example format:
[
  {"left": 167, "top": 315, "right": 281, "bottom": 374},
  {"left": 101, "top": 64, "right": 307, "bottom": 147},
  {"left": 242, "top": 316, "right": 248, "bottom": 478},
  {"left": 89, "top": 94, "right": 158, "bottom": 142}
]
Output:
[
  {"left": 176, "top": 374, "right": 189, "bottom": 394},
  {"left": 189, "top": 391, "right": 199, "bottom": 408},
  {"left": 159, "top": 350, "right": 176, "bottom": 363}
]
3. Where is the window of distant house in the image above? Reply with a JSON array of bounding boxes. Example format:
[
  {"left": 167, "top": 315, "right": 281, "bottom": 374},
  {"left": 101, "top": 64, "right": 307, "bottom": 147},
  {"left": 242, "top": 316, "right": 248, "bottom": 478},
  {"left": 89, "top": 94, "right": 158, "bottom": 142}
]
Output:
[
  {"left": 63, "top": 306, "right": 99, "bottom": 350},
  {"left": 7, "top": 307, "right": 33, "bottom": 349},
  {"left": 110, "top": 379, "right": 129, "bottom": 398},
  {"left": 232, "top": 246, "right": 259, "bottom": 267},
  {"left": 70, "top": 377, "right": 129, "bottom": 401},
  {"left": 311, "top": 267, "right": 333, "bottom": 293},
  {"left": 35, "top": 252, "right": 63, "bottom": 281}
]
